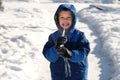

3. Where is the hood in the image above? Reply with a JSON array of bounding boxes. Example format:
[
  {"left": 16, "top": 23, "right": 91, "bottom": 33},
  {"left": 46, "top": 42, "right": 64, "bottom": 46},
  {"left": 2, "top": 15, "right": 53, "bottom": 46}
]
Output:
[{"left": 54, "top": 4, "right": 77, "bottom": 35}]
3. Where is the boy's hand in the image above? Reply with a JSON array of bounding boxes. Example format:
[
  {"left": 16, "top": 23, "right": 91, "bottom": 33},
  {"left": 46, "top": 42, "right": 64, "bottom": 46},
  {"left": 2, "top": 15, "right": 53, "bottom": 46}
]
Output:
[
  {"left": 57, "top": 46, "right": 72, "bottom": 59},
  {"left": 56, "top": 36, "right": 67, "bottom": 48}
]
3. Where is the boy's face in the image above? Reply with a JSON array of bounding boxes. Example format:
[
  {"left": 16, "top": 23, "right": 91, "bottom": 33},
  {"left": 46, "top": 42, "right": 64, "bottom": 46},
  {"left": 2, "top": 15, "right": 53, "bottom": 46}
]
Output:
[{"left": 58, "top": 10, "right": 73, "bottom": 30}]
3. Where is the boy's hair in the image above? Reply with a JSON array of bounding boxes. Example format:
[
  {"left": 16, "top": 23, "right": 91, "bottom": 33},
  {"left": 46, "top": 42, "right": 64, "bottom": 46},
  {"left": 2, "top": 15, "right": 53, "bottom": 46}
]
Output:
[{"left": 60, "top": 7, "right": 71, "bottom": 11}]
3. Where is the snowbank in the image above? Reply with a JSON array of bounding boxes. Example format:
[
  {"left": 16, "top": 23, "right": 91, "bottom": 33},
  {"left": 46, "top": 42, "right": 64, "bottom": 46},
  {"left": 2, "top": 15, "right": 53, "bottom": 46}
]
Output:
[{"left": 78, "top": 4, "right": 120, "bottom": 80}]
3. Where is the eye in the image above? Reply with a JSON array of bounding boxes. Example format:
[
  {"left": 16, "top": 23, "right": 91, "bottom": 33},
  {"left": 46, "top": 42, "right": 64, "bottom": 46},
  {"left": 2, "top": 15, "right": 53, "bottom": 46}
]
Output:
[
  {"left": 60, "top": 17, "right": 64, "bottom": 19},
  {"left": 59, "top": 17, "right": 72, "bottom": 21},
  {"left": 67, "top": 17, "right": 72, "bottom": 20}
]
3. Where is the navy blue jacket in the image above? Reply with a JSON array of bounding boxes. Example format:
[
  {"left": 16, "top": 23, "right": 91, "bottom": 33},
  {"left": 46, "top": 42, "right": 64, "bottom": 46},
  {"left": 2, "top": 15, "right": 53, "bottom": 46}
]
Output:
[{"left": 43, "top": 4, "right": 90, "bottom": 80}]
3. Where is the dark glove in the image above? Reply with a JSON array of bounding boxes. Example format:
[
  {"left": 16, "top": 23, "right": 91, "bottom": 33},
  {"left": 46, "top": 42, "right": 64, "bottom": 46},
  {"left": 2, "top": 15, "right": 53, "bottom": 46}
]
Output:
[
  {"left": 56, "top": 36, "right": 67, "bottom": 48},
  {"left": 57, "top": 46, "right": 72, "bottom": 59}
]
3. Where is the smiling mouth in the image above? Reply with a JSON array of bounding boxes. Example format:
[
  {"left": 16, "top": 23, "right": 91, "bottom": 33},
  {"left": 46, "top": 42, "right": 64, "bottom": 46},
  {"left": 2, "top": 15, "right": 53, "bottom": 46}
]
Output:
[{"left": 62, "top": 23, "right": 69, "bottom": 27}]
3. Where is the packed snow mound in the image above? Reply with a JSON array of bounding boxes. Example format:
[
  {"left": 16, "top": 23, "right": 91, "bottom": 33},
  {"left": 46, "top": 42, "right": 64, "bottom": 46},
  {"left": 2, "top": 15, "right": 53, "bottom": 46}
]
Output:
[{"left": 78, "top": 4, "right": 120, "bottom": 80}]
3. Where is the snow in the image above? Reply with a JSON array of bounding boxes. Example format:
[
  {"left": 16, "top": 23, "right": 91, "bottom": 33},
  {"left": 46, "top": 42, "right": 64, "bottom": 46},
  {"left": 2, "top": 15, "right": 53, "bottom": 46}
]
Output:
[
  {"left": 0, "top": 0, "right": 120, "bottom": 80},
  {"left": 78, "top": 4, "right": 120, "bottom": 80}
]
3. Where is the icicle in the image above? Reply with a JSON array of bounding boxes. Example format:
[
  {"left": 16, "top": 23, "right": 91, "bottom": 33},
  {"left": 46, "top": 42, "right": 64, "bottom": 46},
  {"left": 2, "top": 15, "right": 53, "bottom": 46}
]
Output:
[
  {"left": 61, "top": 28, "right": 71, "bottom": 77},
  {"left": 60, "top": 28, "right": 65, "bottom": 48},
  {"left": 62, "top": 28, "right": 65, "bottom": 37}
]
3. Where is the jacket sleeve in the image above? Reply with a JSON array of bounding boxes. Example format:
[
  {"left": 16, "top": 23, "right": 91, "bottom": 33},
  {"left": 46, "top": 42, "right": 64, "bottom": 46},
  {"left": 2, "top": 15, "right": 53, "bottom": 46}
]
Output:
[
  {"left": 70, "top": 32, "right": 90, "bottom": 62},
  {"left": 42, "top": 35, "right": 59, "bottom": 62}
]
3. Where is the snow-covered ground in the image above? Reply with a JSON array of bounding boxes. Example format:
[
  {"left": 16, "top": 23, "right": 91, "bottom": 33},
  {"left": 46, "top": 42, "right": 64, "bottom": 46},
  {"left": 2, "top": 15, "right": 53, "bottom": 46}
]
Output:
[
  {"left": 78, "top": 4, "right": 120, "bottom": 80},
  {"left": 0, "top": 1, "right": 120, "bottom": 80}
]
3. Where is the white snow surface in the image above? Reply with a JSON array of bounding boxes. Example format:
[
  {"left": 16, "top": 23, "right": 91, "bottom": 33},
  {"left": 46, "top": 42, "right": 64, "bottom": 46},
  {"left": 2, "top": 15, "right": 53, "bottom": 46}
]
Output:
[
  {"left": 78, "top": 4, "right": 120, "bottom": 80},
  {"left": 0, "top": 1, "right": 120, "bottom": 80}
]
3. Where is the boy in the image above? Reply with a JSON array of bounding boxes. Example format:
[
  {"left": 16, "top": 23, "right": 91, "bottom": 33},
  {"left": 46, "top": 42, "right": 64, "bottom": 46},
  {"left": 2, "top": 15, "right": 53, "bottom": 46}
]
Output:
[{"left": 42, "top": 4, "right": 90, "bottom": 80}]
